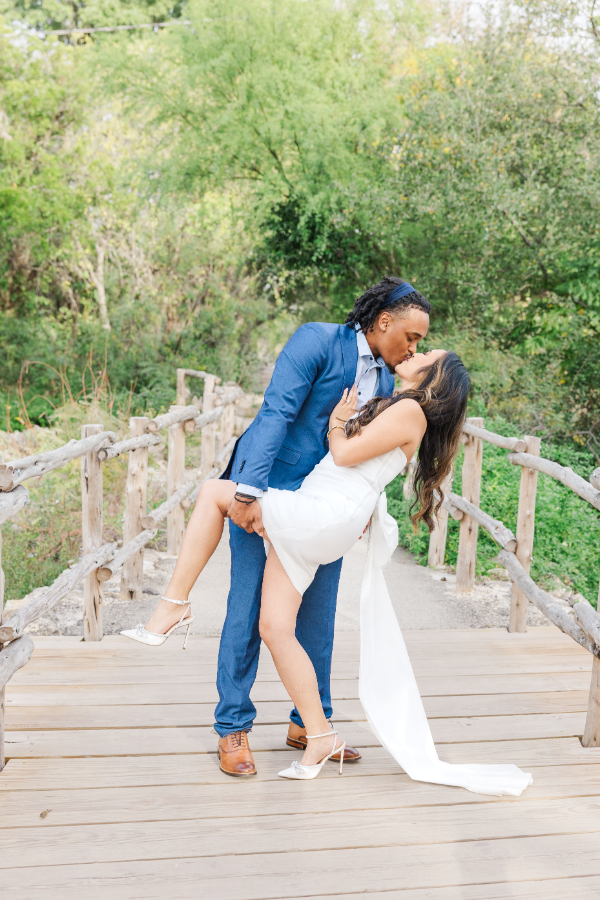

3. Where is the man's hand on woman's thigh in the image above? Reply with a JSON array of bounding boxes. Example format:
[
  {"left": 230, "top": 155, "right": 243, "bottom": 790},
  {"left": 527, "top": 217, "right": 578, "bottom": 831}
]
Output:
[{"left": 227, "top": 496, "right": 268, "bottom": 539}]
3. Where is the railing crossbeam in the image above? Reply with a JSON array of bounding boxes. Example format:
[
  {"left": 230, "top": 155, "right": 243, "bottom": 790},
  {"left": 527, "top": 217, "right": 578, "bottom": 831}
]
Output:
[
  {"left": 0, "top": 430, "right": 115, "bottom": 492},
  {"left": 462, "top": 422, "right": 526, "bottom": 453},
  {"left": 498, "top": 549, "right": 595, "bottom": 653},
  {"left": 508, "top": 451, "right": 600, "bottom": 512},
  {"left": 0, "top": 542, "right": 117, "bottom": 642}
]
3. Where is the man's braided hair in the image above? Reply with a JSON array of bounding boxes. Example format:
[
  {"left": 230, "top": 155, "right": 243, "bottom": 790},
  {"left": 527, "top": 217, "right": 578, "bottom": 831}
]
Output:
[{"left": 345, "top": 276, "right": 431, "bottom": 333}]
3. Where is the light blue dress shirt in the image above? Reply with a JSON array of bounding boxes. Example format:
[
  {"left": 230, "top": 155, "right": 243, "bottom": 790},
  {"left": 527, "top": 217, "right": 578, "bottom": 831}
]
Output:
[
  {"left": 238, "top": 329, "right": 384, "bottom": 497},
  {"left": 354, "top": 327, "right": 385, "bottom": 410}
]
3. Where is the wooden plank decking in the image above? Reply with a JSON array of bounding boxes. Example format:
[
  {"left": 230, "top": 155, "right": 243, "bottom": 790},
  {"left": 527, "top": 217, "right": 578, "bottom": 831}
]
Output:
[{"left": 2, "top": 628, "right": 600, "bottom": 899}]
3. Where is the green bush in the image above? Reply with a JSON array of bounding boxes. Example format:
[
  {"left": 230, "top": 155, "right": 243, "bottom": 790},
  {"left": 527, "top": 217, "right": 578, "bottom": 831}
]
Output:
[{"left": 388, "top": 418, "right": 600, "bottom": 607}]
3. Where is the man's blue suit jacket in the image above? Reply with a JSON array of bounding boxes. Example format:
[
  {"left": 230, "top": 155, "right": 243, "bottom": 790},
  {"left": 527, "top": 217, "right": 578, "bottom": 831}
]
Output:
[{"left": 224, "top": 323, "right": 395, "bottom": 492}]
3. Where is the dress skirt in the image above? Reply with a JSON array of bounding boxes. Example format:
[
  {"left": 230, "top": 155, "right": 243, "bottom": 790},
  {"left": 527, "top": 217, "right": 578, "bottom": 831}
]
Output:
[
  {"left": 260, "top": 451, "right": 380, "bottom": 595},
  {"left": 258, "top": 449, "right": 533, "bottom": 798}
]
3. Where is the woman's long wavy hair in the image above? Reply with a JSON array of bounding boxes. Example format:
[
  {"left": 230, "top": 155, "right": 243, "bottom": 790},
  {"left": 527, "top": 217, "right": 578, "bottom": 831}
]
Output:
[{"left": 345, "top": 351, "right": 470, "bottom": 532}]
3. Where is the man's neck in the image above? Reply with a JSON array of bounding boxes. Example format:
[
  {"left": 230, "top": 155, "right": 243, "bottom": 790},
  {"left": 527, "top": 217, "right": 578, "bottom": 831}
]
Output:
[{"left": 364, "top": 330, "right": 380, "bottom": 358}]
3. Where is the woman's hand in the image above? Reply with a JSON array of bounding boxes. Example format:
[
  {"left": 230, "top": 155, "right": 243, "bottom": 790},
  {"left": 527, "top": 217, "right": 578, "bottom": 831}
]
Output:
[{"left": 330, "top": 385, "right": 359, "bottom": 427}]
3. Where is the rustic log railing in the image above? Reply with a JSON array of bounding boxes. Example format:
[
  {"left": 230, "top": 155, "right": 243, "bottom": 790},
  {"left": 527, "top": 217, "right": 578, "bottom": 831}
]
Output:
[
  {"left": 0, "top": 371, "right": 248, "bottom": 770},
  {"left": 2, "top": 393, "right": 599, "bottom": 765},
  {"left": 428, "top": 416, "right": 600, "bottom": 746},
  {"left": 0, "top": 430, "right": 116, "bottom": 492}
]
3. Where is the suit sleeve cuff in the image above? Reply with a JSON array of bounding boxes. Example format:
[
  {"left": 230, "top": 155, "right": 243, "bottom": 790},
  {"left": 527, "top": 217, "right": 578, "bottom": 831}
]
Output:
[{"left": 236, "top": 483, "right": 264, "bottom": 498}]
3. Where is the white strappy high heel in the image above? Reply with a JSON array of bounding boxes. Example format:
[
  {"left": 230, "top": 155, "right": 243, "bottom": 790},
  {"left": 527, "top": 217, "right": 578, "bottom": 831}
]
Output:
[
  {"left": 278, "top": 730, "right": 346, "bottom": 780},
  {"left": 120, "top": 596, "right": 194, "bottom": 648}
]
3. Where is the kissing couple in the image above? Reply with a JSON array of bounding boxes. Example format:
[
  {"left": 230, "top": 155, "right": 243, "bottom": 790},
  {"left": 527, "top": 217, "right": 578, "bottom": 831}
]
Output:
[{"left": 122, "top": 276, "right": 532, "bottom": 797}]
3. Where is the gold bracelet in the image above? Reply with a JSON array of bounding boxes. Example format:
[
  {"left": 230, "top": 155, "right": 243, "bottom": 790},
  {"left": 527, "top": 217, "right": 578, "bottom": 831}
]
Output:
[{"left": 326, "top": 424, "right": 345, "bottom": 440}]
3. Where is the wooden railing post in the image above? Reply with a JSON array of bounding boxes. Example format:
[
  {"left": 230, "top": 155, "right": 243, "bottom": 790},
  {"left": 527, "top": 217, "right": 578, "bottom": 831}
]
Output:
[
  {"left": 81, "top": 424, "right": 104, "bottom": 641},
  {"left": 596, "top": 466, "right": 600, "bottom": 617},
  {"left": 176, "top": 368, "right": 186, "bottom": 406},
  {"left": 428, "top": 471, "right": 453, "bottom": 568},
  {"left": 167, "top": 406, "right": 186, "bottom": 555},
  {"left": 0, "top": 526, "right": 5, "bottom": 771},
  {"left": 508, "top": 435, "right": 541, "bottom": 633},
  {"left": 582, "top": 494, "right": 600, "bottom": 746},
  {"left": 583, "top": 655, "right": 600, "bottom": 747},
  {"left": 201, "top": 375, "right": 217, "bottom": 476},
  {"left": 119, "top": 417, "right": 149, "bottom": 600},
  {"left": 456, "top": 417, "right": 484, "bottom": 592},
  {"left": 220, "top": 382, "right": 237, "bottom": 447},
  {"left": 221, "top": 403, "right": 235, "bottom": 447}
]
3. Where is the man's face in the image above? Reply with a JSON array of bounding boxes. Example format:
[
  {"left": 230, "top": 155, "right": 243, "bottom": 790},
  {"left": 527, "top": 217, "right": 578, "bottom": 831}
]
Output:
[{"left": 370, "top": 308, "right": 430, "bottom": 373}]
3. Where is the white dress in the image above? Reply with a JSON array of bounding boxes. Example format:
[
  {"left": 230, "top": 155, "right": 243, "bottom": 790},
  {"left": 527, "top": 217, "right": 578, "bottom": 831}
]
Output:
[{"left": 261, "top": 447, "right": 533, "bottom": 798}]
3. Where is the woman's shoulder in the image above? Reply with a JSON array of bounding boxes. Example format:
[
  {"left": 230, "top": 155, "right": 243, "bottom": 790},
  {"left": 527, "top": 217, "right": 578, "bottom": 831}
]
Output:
[
  {"left": 386, "top": 397, "right": 426, "bottom": 421},
  {"left": 380, "top": 397, "right": 427, "bottom": 438}
]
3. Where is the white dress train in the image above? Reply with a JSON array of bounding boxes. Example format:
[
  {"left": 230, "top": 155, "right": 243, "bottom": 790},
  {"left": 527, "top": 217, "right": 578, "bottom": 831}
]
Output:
[{"left": 260, "top": 447, "right": 533, "bottom": 797}]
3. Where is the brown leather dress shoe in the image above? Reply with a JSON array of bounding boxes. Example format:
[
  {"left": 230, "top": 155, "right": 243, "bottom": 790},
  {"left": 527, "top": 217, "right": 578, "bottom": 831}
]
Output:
[
  {"left": 286, "top": 721, "right": 361, "bottom": 762},
  {"left": 218, "top": 730, "right": 257, "bottom": 776}
]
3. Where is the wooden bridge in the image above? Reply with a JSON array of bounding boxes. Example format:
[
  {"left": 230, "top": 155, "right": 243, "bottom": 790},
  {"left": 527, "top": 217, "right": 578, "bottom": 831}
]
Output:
[
  {"left": 1, "top": 370, "right": 600, "bottom": 897},
  {"left": 2, "top": 628, "right": 600, "bottom": 898}
]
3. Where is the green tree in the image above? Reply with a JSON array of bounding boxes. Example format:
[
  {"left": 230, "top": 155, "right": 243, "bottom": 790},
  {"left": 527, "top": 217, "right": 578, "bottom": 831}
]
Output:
[
  {"left": 0, "top": 32, "right": 89, "bottom": 317},
  {"left": 0, "top": 20, "right": 283, "bottom": 424},
  {"left": 104, "top": 0, "right": 429, "bottom": 301},
  {"left": 389, "top": 10, "right": 600, "bottom": 448},
  {"left": 0, "top": 0, "right": 183, "bottom": 34}
]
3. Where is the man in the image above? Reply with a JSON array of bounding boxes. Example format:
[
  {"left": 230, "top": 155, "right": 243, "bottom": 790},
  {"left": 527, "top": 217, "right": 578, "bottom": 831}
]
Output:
[{"left": 217, "top": 276, "right": 431, "bottom": 775}]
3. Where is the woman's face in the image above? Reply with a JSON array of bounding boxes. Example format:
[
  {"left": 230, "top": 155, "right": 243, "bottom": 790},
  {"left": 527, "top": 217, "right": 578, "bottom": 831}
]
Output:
[{"left": 395, "top": 348, "right": 447, "bottom": 382}]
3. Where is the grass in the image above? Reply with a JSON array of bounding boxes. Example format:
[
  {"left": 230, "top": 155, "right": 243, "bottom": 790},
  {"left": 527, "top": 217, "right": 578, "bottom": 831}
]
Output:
[{"left": 0, "top": 384, "right": 173, "bottom": 602}]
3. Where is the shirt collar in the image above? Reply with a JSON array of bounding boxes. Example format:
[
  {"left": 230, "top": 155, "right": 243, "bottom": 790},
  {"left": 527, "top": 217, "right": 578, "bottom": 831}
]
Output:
[{"left": 356, "top": 328, "right": 384, "bottom": 367}]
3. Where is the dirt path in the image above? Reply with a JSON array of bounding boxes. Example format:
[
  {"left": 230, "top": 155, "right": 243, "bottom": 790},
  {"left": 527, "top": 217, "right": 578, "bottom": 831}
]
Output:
[{"left": 12, "top": 523, "right": 553, "bottom": 637}]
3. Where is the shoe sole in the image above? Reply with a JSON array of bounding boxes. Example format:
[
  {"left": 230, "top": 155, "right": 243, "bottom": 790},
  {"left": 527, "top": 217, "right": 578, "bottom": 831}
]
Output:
[
  {"left": 286, "top": 737, "right": 361, "bottom": 761},
  {"left": 218, "top": 763, "right": 257, "bottom": 776}
]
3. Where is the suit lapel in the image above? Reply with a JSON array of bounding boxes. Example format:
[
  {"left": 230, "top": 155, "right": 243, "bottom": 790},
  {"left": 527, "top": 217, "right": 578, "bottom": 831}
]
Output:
[{"left": 338, "top": 325, "right": 358, "bottom": 389}]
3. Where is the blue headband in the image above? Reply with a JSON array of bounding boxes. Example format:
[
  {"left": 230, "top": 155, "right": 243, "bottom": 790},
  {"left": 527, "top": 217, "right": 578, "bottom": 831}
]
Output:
[{"left": 381, "top": 282, "right": 417, "bottom": 308}]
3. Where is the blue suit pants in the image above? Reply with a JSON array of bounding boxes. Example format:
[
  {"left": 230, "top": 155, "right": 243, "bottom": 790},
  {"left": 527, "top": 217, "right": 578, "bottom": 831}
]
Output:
[{"left": 214, "top": 522, "right": 342, "bottom": 736}]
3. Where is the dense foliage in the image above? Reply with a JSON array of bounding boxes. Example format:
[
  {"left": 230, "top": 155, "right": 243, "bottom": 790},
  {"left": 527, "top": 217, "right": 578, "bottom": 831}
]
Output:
[
  {"left": 1, "top": 0, "right": 599, "bottom": 598},
  {"left": 1, "top": 0, "right": 598, "bottom": 449},
  {"left": 388, "top": 422, "right": 600, "bottom": 604}
]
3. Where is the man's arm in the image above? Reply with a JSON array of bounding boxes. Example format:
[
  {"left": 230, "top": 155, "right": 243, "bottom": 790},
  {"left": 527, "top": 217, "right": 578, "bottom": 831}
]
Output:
[{"left": 227, "top": 324, "right": 329, "bottom": 534}]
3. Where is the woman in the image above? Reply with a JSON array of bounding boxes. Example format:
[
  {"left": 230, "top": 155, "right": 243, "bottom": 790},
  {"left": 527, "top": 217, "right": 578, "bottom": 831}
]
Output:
[{"left": 122, "top": 349, "right": 532, "bottom": 795}]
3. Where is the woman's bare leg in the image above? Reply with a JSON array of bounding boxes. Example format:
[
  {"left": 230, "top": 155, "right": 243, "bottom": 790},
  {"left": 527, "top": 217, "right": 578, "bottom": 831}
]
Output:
[
  {"left": 144, "top": 479, "right": 237, "bottom": 634},
  {"left": 259, "top": 549, "right": 344, "bottom": 766}
]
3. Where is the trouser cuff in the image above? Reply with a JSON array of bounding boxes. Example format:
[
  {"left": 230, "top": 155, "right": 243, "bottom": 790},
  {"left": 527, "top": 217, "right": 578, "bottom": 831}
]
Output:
[{"left": 213, "top": 724, "right": 253, "bottom": 738}]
